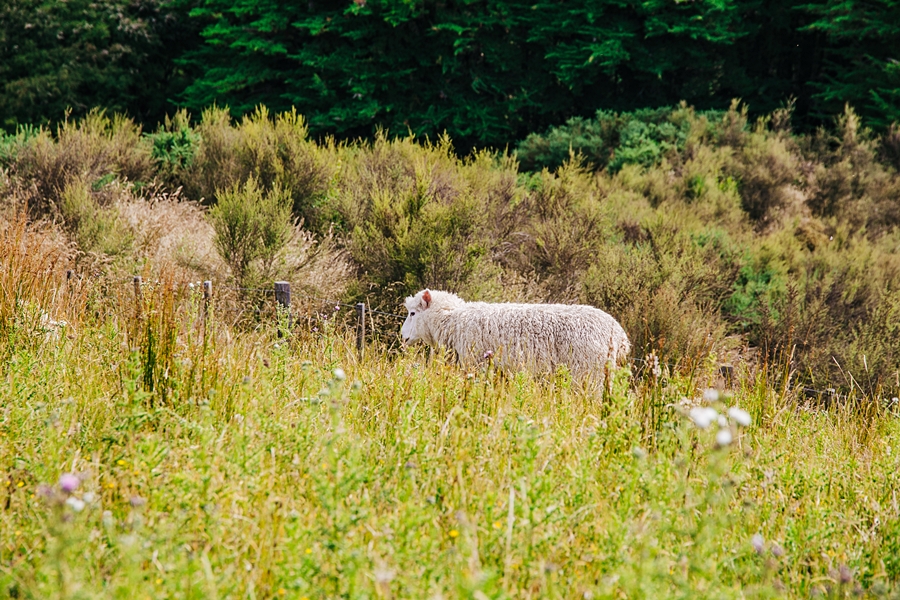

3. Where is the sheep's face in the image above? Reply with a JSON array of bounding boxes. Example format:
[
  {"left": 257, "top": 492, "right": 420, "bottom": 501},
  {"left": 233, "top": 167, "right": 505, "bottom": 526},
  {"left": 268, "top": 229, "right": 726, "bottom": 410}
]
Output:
[{"left": 401, "top": 289, "right": 432, "bottom": 345}]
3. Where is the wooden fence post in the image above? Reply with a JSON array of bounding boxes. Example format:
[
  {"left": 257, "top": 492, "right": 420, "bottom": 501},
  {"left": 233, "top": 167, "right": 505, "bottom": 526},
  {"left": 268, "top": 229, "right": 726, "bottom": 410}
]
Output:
[
  {"left": 719, "top": 364, "right": 734, "bottom": 388},
  {"left": 274, "top": 281, "right": 291, "bottom": 338},
  {"left": 356, "top": 302, "right": 366, "bottom": 360}
]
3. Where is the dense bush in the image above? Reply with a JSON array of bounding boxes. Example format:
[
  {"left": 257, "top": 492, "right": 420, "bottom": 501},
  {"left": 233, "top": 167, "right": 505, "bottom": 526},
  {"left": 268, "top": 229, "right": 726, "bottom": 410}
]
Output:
[
  {"left": 6, "top": 111, "right": 154, "bottom": 217},
  {"left": 208, "top": 177, "right": 293, "bottom": 288},
  {"left": 172, "top": 106, "right": 335, "bottom": 228},
  {"left": 146, "top": 110, "right": 200, "bottom": 185},
  {"left": 516, "top": 105, "right": 725, "bottom": 174}
]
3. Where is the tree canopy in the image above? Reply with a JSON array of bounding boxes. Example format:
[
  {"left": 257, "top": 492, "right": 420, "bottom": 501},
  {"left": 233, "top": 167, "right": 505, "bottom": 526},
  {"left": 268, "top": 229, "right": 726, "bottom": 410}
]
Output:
[{"left": 1, "top": 0, "right": 898, "bottom": 147}]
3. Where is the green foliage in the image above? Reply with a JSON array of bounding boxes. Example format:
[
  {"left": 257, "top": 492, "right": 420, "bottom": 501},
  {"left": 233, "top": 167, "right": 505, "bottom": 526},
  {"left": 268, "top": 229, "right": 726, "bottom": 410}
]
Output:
[
  {"left": 517, "top": 106, "right": 720, "bottom": 173},
  {"left": 58, "top": 178, "right": 133, "bottom": 256},
  {"left": 0, "top": 0, "right": 201, "bottom": 132},
  {"left": 9, "top": 110, "right": 154, "bottom": 216},
  {"left": 804, "top": 0, "right": 900, "bottom": 127},
  {"left": 177, "top": 0, "right": 752, "bottom": 150},
  {"left": 5, "top": 0, "right": 900, "bottom": 146},
  {"left": 146, "top": 110, "right": 200, "bottom": 184},
  {"left": 208, "top": 177, "right": 293, "bottom": 287},
  {"left": 176, "top": 107, "right": 334, "bottom": 228}
]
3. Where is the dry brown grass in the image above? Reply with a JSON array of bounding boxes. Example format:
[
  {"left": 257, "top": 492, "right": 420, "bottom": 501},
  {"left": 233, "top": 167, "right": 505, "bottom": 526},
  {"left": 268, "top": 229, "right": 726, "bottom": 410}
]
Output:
[
  {"left": 0, "top": 209, "right": 77, "bottom": 349},
  {"left": 116, "top": 189, "right": 226, "bottom": 282}
]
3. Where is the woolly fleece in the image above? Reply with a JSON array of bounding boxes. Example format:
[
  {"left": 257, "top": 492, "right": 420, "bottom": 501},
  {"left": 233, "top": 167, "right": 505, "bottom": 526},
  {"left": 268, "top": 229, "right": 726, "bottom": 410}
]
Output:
[{"left": 401, "top": 289, "right": 630, "bottom": 382}]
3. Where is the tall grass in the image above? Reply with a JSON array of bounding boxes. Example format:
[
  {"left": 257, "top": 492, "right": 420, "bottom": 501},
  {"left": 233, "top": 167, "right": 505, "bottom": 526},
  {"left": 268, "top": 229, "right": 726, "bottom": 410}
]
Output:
[{"left": 0, "top": 241, "right": 897, "bottom": 598}]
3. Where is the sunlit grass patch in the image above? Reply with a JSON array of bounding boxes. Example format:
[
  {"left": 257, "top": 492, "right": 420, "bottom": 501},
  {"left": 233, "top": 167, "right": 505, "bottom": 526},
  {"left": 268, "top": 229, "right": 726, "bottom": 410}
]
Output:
[{"left": 0, "top": 287, "right": 897, "bottom": 598}]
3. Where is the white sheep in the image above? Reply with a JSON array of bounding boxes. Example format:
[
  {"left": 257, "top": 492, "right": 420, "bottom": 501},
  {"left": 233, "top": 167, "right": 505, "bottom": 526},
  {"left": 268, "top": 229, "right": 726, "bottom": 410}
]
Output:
[{"left": 400, "top": 289, "right": 630, "bottom": 384}]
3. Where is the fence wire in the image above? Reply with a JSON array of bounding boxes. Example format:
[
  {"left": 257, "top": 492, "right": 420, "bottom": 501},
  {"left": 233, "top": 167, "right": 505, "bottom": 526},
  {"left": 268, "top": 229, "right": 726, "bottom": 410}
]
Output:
[{"left": 26, "top": 270, "right": 895, "bottom": 403}]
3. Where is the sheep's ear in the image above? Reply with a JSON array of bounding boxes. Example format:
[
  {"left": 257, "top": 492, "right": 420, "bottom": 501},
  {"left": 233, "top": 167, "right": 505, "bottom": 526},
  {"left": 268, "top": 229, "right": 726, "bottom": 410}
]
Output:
[{"left": 422, "top": 290, "right": 432, "bottom": 309}]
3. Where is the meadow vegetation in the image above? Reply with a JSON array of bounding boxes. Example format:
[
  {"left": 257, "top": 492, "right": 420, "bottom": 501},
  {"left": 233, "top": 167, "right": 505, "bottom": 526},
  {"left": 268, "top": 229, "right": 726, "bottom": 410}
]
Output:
[{"left": 1, "top": 103, "right": 900, "bottom": 597}]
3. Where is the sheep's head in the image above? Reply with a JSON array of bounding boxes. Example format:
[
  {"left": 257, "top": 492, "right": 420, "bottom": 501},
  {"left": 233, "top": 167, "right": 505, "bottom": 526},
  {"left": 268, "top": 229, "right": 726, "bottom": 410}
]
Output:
[{"left": 401, "top": 289, "right": 432, "bottom": 345}]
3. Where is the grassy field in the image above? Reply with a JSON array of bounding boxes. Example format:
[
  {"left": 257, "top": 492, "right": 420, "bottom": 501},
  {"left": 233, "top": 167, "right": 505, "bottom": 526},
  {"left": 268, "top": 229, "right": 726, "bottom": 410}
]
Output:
[
  {"left": 1, "top": 221, "right": 898, "bottom": 599},
  {"left": 2, "top": 106, "right": 900, "bottom": 598}
]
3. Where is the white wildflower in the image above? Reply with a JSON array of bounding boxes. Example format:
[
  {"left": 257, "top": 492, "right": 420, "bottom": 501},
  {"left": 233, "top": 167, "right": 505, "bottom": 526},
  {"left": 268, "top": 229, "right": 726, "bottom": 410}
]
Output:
[
  {"left": 716, "top": 428, "right": 733, "bottom": 447},
  {"left": 727, "top": 407, "right": 752, "bottom": 427},
  {"left": 718, "top": 415, "right": 728, "bottom": 428},
  {"left": 333, "top": 368, "right": 346, "bottom": 381},
  {"left": 702, "top": 388, "right": 720, "bottom": 403},
  {"left": 65, "top": 497, "right": 86, "bottom": 512},
  {"left": 689, "top": 406, "right": 719, "bottom": 429},
  {"left": 82, "top": 491, "right": 96, "bottom": 504},
  {"left": 751, "top": 533, "right": 765, "bottom": 554}
]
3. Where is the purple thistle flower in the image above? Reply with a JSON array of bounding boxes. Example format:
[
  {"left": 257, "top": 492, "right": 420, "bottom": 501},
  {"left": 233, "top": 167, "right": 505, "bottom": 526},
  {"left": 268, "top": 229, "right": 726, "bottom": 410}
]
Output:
[{"left": 58, "top": 473, "right": 79, "bottom": 494}]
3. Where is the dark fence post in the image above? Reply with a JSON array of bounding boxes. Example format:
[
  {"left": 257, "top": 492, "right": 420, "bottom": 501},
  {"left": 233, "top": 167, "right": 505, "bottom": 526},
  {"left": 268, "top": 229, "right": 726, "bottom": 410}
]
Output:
[
  {"left": 356, "top": 302, "right": 366, "bottom": 360},
  {"left": 275, "top": 281, "right": 291, "bottom": 338},
  {"left": 720, "top": 364, "right": 734, "bottom": 388}
]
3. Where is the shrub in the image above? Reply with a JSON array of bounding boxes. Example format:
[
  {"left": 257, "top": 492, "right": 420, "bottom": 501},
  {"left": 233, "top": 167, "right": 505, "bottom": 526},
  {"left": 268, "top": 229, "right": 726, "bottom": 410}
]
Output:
[
  {"left": 497, "top": 161, "right": 613, "bottom": 299},
  {"left": 10, "top": 110, "right": 154, "bottom": 215},
  {"left": 146, "top": 110, "right": 200, "bottom": 185},
  {"left": 802, "top": 105, "right": 900, "bottom": 233},
  {"left": 515, "top": 105, "right": 723, "bottom": 174},
  {"left": 727, "top": 125, "right": 800, "bottom": 224},
  {"left": 57, "top": 178, "right": 134, "bottom": 257},
  {"left": 0, "top": 124, "right": 40, "bottom": 168},
  {"left": 182, "top": 106, "right": 335, "bottom": 229},
  {"left": 208, "top": 177, "right": 293, "bottom": 288},
  {"left": 338, "top": 137, "right": 492, "bottom": 300},
  {"left": 581, "top": 224, "right": 740, "bottom": 370}
]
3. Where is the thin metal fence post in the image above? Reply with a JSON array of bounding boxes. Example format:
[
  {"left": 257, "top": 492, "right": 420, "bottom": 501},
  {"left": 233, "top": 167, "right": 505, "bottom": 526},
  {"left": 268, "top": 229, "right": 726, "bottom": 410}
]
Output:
[
  {"left": 202, "top": 280, "right": 212, "bottom": 326},
  {"left": 133, "top": 276, "right": 142, "bottom": 319},
  {"left": 356, "top": 302, "right": 366, "bottom": 360},
  {"left": 275, "top": 281, "right": 291, "bottom": 338}
]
